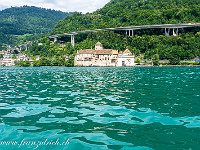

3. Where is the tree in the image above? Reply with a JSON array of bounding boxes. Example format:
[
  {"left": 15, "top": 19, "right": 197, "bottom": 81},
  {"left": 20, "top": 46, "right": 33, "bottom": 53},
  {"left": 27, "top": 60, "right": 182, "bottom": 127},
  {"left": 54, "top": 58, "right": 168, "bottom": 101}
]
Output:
[
  {"left": 39, "top": 57, "right": 50, "bottom": 66},
  {"left": 65, "top": 56, "right": 74, "bottom": 67},
  {"left": 135, "top": 58, "right": 140, "bottom": 65},
  {"left": 152, "top": 54, "right": 159, "bottom": 65},
  {"left": 169, "top": 56, "right": 180, "bottom": 65},
  {"left": 23, "top": 60, "right": 31, "bottom": 67},
  {"left": 0, "top": 54, "right": 3, "bottom": 58},
  {"left": 33, "top": 60, "right": 41, "bottom": 67}
]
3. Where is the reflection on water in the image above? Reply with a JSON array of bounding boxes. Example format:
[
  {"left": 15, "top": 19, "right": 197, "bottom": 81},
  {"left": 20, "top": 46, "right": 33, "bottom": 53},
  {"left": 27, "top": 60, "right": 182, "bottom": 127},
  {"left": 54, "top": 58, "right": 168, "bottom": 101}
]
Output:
[{"left": 0, "top": 67, "right": 200, "bottom": 150}]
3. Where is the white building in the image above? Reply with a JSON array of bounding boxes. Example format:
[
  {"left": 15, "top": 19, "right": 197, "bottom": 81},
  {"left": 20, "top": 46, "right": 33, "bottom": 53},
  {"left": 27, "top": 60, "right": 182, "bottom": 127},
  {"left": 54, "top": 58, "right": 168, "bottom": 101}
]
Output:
[
  {"left": 74, "top": 42, "right": 135, "bottom": 67},
  {"left": 38, "top": 43, "right": 43, "bottom": 46},
  {"left": 0, "top": 52, "right": 14, "bottom": 66},
  {"left": 16, "top": 54, "right": 26, "bottom": 61},
  {"left": 35, "top": 56, "right": 41, "bottom": 61},
  {"left": 1, "top": 58, "right": 15, "bottom": 66},
  {"left": 117, "top": 49, "right": 135, "bottom": 67},
  {"left": 16, "top": 54, "right": 34, "bottom": 63}
]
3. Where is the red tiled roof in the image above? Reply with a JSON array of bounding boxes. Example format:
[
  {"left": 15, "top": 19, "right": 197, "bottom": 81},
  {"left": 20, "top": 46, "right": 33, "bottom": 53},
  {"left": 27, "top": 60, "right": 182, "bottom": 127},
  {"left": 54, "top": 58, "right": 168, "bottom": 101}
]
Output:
[
  {"left": 96, "top": 49, "right": 112, "bottom": 54},
  {"left": 78, "top": 49, "right": 95, "bottom": 54},
  {"left": 123, "top": 49, "right": 132, "bottom": 54},
  {"left": 96, "top": 41, "right": 102, "bottom": 45}
]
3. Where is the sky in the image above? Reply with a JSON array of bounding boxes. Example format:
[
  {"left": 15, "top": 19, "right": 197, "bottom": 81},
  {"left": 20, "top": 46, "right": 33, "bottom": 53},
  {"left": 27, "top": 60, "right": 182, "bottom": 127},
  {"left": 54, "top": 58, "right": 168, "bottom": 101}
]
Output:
[{"left": 0, "top": 0, "right": 111, "bottom": 13}]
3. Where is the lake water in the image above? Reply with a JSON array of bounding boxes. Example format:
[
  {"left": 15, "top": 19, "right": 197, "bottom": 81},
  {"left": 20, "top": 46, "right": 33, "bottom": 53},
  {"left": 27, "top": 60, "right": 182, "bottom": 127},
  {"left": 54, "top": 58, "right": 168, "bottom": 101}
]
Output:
[{"left": 0, "top": 67, "right": 200, "bottom": 150}]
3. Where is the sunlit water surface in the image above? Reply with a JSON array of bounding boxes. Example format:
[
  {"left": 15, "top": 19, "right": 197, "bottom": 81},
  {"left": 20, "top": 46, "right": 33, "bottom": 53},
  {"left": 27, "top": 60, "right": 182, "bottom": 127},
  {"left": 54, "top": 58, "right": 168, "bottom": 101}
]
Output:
[{"left": 0, "top": 67, "right": 200, "bottom": 150}]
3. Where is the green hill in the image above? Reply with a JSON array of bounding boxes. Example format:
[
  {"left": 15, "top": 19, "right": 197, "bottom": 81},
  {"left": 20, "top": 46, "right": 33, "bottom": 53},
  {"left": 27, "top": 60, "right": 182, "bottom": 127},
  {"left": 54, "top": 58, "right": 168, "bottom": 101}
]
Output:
[
  {"left": 0, "top": 5, "right": 73, "bottom": 35},
  {"left": 27, "top": 0, "right": 200, "bottom": 65},
  {"left": 0, "top": 6, "right": 73, "bottom": 49},
  {"left": 53, "top": 0, "right": 200, "bottom": 34}
]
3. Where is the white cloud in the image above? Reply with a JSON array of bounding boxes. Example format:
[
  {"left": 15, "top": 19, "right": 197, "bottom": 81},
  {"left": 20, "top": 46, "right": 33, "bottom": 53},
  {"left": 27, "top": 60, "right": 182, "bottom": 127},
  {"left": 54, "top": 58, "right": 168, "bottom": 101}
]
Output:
[{"left": 0, "top": 0, "right": 111, "bottom": 13}]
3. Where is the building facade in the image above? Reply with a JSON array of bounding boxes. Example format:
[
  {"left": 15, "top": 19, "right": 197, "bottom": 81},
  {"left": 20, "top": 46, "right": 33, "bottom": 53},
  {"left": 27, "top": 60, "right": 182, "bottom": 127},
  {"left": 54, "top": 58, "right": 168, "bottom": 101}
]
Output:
[
  {"left": 74, "top": 42, "right": 135, "bottom": 67},
  {"left": 1, "top": 58, "right": 15, "bottom": 66},
  {"left": 118, "top": 49, "right": 135, "bottom": 67}
]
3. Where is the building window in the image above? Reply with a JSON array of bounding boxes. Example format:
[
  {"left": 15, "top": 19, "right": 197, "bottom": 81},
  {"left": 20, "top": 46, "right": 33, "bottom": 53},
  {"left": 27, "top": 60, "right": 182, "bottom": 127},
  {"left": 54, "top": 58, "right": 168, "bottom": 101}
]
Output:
[{"left": 111, "top": 59, "right": 116, "bottom": 63}]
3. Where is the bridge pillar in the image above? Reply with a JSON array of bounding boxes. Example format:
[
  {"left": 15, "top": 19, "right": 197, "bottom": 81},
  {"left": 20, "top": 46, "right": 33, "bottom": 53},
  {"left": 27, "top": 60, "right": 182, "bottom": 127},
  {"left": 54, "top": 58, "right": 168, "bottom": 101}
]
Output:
[
  {"left": 54, "top": 37, "right": 58, "bottom": 42},
  {"left": 173, "top": 28, "right": 178, "bottom": 36},
  {"left": 126, "top": 30, "right": 134, "bottom": 36},
  {"left": 71, "top": 35, "right": 75, "bottom": 47},
  {"left": 165, "top": 28, "right": 170, "bottom": 36}
]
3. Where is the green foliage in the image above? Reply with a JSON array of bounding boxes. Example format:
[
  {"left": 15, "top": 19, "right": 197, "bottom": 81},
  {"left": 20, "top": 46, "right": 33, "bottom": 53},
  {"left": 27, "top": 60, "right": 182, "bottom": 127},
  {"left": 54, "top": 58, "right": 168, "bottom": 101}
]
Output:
[
  {"left": 33, "top": 60, "right": 41, "bottom": 67},
  {"left": 23, "top": 60, "right": 31, "bottom": 67},
  {"left": 152, "top": 54, "right": 159, "bottom": 65},
  {"left": 28, "top": 31, "right": 200, "bottom": 66},
  {"left": 14, "top": 60, "right": 31, "bottom": 67},
  {"left": 25, "top": 0, "right": 200, "bottom": 66},
  {"left": 0, "top": 32, "right": 14, "bottom": 48},
  {"left": 0, "top": 6, "right": 72, "bottom": 35},
  {"left": 38, "top": 57, "right": 49, "bottom": 66},
  {"left": 49, "top": 0, "right": 200, "bottom": 63},
  {"left": 53, "top": 0, "right": 200, "bottom": 34},
  {"left": 26, "top": 37, "right": 74, "bottom": 58},
  {"left": 14, "top": 33, "right": 48, "bottom": 46},
  {"left": 32, "top": 56, "right": 74, "bottom": 67},
  {"left": 180, "top": 62, "right": 200, "bottom": 65},
  {"left": 169, "top": 56, "right": 180, "bottom": 65},
  {"left": 135, "top": 58, "right": 140, "bottom": 64},
  {"left": 72, "top": 32, "right": 200, "bottom": 61},
  {"left": 0, "top": 6, "right": 73, "bottom": 48},
  {"left": 65, "top": 56, "right": 74, "bottom": 67}
]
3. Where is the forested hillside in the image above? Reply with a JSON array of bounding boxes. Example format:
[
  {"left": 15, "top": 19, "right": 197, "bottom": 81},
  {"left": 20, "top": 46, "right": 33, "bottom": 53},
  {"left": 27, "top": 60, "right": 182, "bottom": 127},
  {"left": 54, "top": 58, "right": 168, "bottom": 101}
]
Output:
[
  {"left": 27, "top": 0, "right": 200, "bottom": 65},
  {"left": 0, "top": 6, "right": 72, "bottom": 35},
  {"left": 53, "top": 0, "right": 200, "bottom": 34},
  {"left": 0, "top": 6, "right": 73, "bottom": 49}
]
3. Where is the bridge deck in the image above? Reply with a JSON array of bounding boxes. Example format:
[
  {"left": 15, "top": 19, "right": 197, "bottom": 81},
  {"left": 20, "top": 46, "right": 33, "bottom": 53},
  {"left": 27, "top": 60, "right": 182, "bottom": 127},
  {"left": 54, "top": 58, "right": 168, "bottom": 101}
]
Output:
[{"left": 49, "top": 23, "right": 200, "bottom": 38}]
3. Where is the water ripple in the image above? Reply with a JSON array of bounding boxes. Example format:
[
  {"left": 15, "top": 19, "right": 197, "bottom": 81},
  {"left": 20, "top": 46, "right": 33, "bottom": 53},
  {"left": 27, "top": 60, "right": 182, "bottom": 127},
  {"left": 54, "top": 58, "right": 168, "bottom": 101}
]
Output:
[{"left": 0, "top": 67, "right": 200, "bottom": 149}]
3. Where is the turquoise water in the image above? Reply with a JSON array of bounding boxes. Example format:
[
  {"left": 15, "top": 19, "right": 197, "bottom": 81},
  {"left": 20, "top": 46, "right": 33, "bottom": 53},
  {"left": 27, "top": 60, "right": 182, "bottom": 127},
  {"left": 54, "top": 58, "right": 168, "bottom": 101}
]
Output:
[{"left": 0, "top": 67, "right": 200, "bottom": 150}]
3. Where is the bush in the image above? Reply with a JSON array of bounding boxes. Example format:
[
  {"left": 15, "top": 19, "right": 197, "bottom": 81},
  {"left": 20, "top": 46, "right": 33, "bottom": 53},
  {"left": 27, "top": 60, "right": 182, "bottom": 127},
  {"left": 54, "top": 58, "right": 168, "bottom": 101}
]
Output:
[
  {"left": 135, "top": 58, "right": 140, "bottom": 65},
  {"left": 23, "top": 60, "right": 31, "bottom": 67},
  {"left": 33, "top": 60, "right": 41, "bottom": 67},
  {"left": 169, "top": 57, "right": 180, "bottom": 65},
  {"left": 180, "top": 62, "right": 200, "bottom": 65},
  {"left": 152, "top": 54, "right": 159, "bottom": 66}
]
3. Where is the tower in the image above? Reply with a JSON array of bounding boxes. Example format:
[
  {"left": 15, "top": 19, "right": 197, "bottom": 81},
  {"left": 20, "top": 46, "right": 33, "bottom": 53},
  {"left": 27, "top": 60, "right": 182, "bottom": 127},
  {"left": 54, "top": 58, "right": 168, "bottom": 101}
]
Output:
[{"left": 95, "top": 42, "right": 103, "bottom": 50}]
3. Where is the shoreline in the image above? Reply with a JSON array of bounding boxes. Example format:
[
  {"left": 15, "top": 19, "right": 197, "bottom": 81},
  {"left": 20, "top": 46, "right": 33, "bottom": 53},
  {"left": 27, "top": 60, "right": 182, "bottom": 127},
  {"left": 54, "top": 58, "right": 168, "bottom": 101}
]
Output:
[
  {"left": 1, "top": 65, "right": 200, "bottom": 68},
  {"left": 135, "top": 65, "right": 200, "bottom": 67}
]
